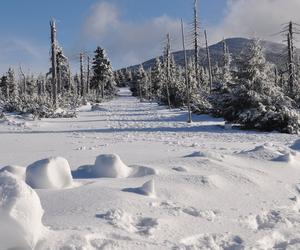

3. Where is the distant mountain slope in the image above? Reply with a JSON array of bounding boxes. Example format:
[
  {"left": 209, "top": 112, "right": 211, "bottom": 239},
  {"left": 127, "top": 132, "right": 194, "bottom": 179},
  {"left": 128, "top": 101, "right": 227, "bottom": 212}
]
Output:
[{"left": 124, "top": 37, "right": 299, "bottom": 72}]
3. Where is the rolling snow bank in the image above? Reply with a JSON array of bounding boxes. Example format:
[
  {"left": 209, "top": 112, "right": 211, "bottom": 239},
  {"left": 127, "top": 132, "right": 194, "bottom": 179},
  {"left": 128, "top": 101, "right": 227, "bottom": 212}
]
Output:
[
  {"left": 91, "top": 154, "right": 132, "bottom": 178},
  {"left": 0, "top": 172, "right": 45, "bottom": 249},
  {"left": 0, "top": 165, "right": 26, "bottom": 180},
  {"left": 26, "top": 157, "right": 73, "bottom": 189}
]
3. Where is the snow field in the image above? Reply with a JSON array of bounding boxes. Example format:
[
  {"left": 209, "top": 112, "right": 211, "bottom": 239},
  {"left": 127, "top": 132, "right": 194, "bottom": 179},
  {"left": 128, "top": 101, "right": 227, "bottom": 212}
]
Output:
[{"left": 0, "top": 89, "right": 300, "bottom": 249}]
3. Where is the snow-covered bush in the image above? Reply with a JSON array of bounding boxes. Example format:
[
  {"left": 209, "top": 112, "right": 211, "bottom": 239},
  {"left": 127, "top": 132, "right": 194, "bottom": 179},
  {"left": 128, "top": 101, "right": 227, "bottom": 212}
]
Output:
[
  {"left": 211, "top": 39, "right": 300, "bottom": 134},
  {"left": 3, "top": 95, "right": 77, "bottom": 119},
  {"left": 0, "top": 171, "right": 45, "bottom": 249}
]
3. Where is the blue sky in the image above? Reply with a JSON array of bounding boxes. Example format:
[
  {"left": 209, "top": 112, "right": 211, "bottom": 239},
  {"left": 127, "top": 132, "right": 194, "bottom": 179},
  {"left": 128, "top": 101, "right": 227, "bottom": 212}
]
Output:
[
  {"left": 0, "top": 0, "right": 298, "bottom": 73},
  {"left": 0, "top": 0, "right": 228, "bottom": 73}
]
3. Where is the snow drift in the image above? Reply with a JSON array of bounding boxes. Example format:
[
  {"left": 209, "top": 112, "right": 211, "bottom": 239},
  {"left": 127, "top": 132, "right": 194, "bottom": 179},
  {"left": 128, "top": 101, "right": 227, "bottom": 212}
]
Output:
[
  {"left": 91, "top": 154, "right": 132, "bottom": 178},
  {"left": 0, "top": 172, "right": 45, "bottom": 249},
  {"left": 123, "top": 179, "right": 156, "bottom": 197},
  {"left": 26, "top": 157, "right": 73, "bottom": 189},
  {"left": 0, "top": 165, "right": 26, "bottom": 180}
]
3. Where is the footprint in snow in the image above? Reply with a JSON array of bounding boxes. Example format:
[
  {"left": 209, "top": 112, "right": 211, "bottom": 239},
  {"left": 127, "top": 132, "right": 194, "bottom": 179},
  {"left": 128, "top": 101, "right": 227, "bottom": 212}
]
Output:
[{"left": 96, "top": 209, "right": 158, "bottom": 236}]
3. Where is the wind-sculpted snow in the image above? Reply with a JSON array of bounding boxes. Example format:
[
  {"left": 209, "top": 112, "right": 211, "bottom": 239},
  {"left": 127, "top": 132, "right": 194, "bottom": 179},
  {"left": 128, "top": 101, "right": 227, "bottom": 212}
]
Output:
[
  {"left": 72, "top": 154, "right": 156, "bottom": 179},
  {"left": 123, "top": 179, "right": 156, "bottom": 197},
  {"left": 26, "top": 157, "right": 73, "bottom": 189},
  {"left": 0, "top": 165, "right": 26, "bottom": 180},
  {"left": 0, "top": 172, "right": 45, "bottom": 249}
]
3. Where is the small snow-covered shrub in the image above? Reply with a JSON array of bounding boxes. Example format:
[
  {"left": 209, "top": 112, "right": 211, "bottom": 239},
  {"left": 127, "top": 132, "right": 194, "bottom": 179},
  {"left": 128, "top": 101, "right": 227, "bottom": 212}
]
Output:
[
  {"left": 3, "top": 95, "right": 77, "bottom": 119},
  {"left": 26, "top": 157, "right": 73, "bottom": 189},
  {"left": 0, "top": 172, "right": 45, "bottom": 249}
]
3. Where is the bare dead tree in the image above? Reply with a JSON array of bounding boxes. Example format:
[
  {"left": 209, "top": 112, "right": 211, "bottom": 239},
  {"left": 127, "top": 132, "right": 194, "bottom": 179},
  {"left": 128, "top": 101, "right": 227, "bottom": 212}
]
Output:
[
  {"left": 280, "top": 21, "right": 300, "bottom": 96},
  {"left": 87, "top": 56, "right": 90, "bottom": 95},
  {"left": 193, "top": 0, "right": 200, "bottom": 86},
  {"left": 164, "top": 33, "right": 172, "bottom": 109},
  {"left": 19, "top": 66, "right": 26, "bottom": 95},
  {"left": 181, "top": 19, "right": 192, "bottom": 123},
  {"left": 50, "top": 19, "right": 58, "bottom": 107},
  {"left": 80, "top": 52, "right": 85, "bottom": 98},
  {"left": 204, "top": 30, "right": 213, "bottom": 93}
]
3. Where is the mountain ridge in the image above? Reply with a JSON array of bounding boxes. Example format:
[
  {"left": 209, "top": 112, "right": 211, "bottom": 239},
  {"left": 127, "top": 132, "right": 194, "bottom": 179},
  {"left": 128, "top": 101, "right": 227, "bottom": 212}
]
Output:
[{"left": 122, "top": 37, "right": 299, "bottom": 72}]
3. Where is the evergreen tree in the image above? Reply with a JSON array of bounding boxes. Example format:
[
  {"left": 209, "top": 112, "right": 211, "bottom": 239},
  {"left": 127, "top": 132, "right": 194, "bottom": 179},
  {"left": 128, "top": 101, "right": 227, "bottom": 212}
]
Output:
[
  {"left": 91, "top": 47, "right": 116, "bottom": 99},
  {"left": 7, "top": 68, "right": 17, "bottom": 101},
  {"left": 220, "top": 39, "right": 232, "bottom": 85},
  {"left": 131, "top": 65, "right": 148, "bottom": 100},
  {"left": 215, "top": 39, "right": 300, "bottom": 133},
  {"left": 150, "top": 58, "right": 164, "bottom": 100}
]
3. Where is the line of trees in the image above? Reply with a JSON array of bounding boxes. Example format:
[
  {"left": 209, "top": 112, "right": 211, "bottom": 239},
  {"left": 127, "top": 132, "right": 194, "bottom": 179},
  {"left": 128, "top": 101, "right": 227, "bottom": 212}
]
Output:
[
  {"left": 0, "top": 20, "right": 117, "bottom": 118},
  {"left": 122, "top": 0, "right": 300, "bottom": 134}
]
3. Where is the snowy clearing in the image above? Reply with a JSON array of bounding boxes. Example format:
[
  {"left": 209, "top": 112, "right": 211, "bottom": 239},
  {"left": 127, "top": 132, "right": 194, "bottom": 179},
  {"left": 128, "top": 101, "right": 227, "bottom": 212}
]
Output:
[{"left": 1, "top": 88, "right": 300, "bottom": 249}]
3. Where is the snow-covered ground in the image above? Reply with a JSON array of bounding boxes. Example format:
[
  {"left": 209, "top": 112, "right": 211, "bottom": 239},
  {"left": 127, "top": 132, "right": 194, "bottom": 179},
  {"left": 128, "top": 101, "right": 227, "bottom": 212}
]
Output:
[{"left": 1, "top": 88, "right": 300, "bottom": 249}]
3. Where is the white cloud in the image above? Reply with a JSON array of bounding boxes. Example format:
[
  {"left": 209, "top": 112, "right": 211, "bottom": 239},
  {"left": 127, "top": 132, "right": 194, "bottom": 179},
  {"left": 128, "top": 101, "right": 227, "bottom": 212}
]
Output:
[
  {"left": 82, "top": 1, "right": 183, "bottom": 69},
  {"left": 208, "top": 0, "right": 300, "bottom": 45}
]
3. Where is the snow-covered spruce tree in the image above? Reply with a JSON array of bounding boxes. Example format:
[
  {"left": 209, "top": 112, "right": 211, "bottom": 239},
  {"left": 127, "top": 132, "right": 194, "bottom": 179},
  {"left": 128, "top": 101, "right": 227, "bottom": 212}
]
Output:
[
  {"left": 186, "top": 58, "right": 212, "bottom": 114},
  {"left": 130, "top": 64, "right": 148, "bottom": 100},
  {"left": 0, "top": 75, "right": 9, "bottom": 100},
  {"left": 150, "top": 58, "right": 164, "bottom": 101},
  {"left": 56, "top": 46, "right": 70, "bottom": 95},
  {"left": 215, "top": 39, "right": 300, "bottom": 134},
  {"left": 166, "top": 56, "right": 187, "bottom": 107},
  {"left": 7, "top": 68, "right": 18, "bottom": 101},
  {"left": 91, "top": 47, "right": 117, "bottom": 101},
  {"left": 220, "top": 39, "right": 233, "bottom": 86}
]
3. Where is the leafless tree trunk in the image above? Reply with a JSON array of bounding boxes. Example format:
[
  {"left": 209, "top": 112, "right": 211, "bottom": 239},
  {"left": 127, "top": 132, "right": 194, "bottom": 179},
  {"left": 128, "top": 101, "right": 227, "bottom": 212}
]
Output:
[
  {"left": 287, "top": 22, "right": 295, "bottom": 96},
  {"left": 204, "top": 30, "right": 213, "bottom": 93},
  {"left": 87, "top": 56, "right": 90, "bottom": 95},
  {"left": 193, "top": 0, "right": 200, "bottom": 86},
  {"left": 181, "top": 19, "right": 192, "bottom": 123},
  {"left": 80, "top": 52, "right": 85, "bottom": 98},
  {"left": 50, "top": 19, "right": 58, "bottom": 107},
  {"left": 165, "top": 33, "right": 171, "bottom": 109}
]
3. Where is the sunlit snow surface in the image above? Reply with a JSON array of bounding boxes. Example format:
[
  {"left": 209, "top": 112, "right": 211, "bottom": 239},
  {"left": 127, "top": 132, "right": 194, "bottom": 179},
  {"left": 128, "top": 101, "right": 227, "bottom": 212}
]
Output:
[{"left": 1, "top": 88, "right": 300, "bottom": 249}]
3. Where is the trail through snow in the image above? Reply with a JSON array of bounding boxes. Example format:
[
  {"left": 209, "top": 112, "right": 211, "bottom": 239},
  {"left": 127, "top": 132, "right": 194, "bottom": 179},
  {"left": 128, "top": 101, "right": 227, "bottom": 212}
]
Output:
[{"left": 1, "top": 88, "right": 300, "bottom": 249}]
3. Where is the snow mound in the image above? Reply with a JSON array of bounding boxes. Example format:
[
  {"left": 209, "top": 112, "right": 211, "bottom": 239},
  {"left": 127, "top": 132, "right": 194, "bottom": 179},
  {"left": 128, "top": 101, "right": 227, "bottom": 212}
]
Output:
[
  {"left": 26, "top": 157, "right": 73, "bottom": 189},
  {"left": 238, "top": 143, "right": 283, "bottom": 161},
  {"left": 0, "top": 172, "right": 45, "bottom": 249},
  {"left": 184, "top": 151, "right": 224, "bottom": 161},
  {"left": 0, "top": 165, "right": 26, "bottom": 180},
  {"left": 90, "top": 154, "right": 132, "bottom": 178},
  {"left": 273, "top": 152, "right": 296, "bottom": 163},
  {"left": 180, "top": 233, "right": 244, "bottom": 250},
  {"left": 291, "top": 139, "right": 300, "bottom": 151},
  {"left": 123, "top": 179, "right": 156, "bottom": 198},
  {"left": 129, "top": 165, "right": 157, "bottom": 177}
]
